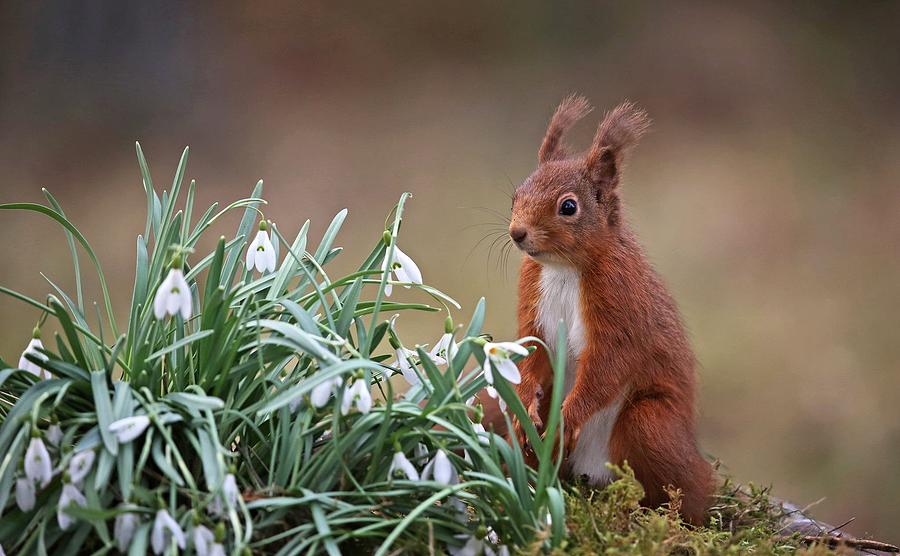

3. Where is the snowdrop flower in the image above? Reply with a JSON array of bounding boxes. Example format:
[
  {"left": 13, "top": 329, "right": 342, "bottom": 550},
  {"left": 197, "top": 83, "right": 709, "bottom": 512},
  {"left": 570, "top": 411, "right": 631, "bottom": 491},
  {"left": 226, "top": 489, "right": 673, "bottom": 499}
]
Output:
[
  {"left": 18, "top": 328, "right": 50, "bottom": 380},
  {"left": 421, "top": 449, "right": 457, "bottom": 485},
  {"left": 340, "top": 379, "right": 372, "bottom": 416},
  {"left": 222, "top": 473, "right": 239, "bottom": 508},
  {"left": 429, "top": 316, "right": 458, "bottom": 363},
  {"left": 47, "top": 423, "right": 63, "bottom": 447},
  {"left": 209, "top": 473, "right": 240, "bottom": 516},
  {"left": 472, "top": 423, "right": 490, "bottom": 446},
  {"left": 114, "top": 507, "right": 140, "bottom": 553},
  {"left": 192, "top": 525, "right": 214, "bottom": 556},
  {"left": 246, "top": 220, "right": 277, "bottom": 274},
  {"left": 391, "top": 347, "right": 422, "bottom": 385},
  {"left": 381, "top": 245, "right": 422, "bottom": 296},
  {"left": 429, "top": 333, "right": 458, "bottom": 364},
  {"left": 485, "top": 386, "right": 507, "bottom": 413},
  {"left": 388, "top": 333, "right": 446, "bottom": 386},
  {"left": 448, "top": 535, "right": 484, "bottom": 556},
  {"left": 309, "top": 376, "right": 343, "bottom": 408},
  {"left": 109, "top": 415, "right": 151, "bottom": 444},
  {"left": 153, "top": 266, "right": 192, "bottom": 320},
  {"left": 0, "top": 543, "right": 5, "bottom": 556},
  {"left": 24, "top": 435, "right": 53, "bottom": 488},
  {"left": 209, "top": 544, "right": 226, "bottom": 556},
  {"left": 151, "top": 509, "right": 186, "bottom": 555},
  {"left": 15, "top": 476, "right": 35, "bottom": 512},
  {"left": 68, "top": 450, "right": 95, "bottom": 485},
  {"left": 448, "top": 496, "right": 468, "bottom": 524},
  {"left": 388, "top": 451, "right": 420, "bottom": 481},
  {"left": 482, "top": 342, "right": 527, "bottom": 385},
  {"left": 449, "top": 533, "right": 508, "bottom": 556},
  {"left": 57, "top": 483, "right": 87, "bottom": 530}
]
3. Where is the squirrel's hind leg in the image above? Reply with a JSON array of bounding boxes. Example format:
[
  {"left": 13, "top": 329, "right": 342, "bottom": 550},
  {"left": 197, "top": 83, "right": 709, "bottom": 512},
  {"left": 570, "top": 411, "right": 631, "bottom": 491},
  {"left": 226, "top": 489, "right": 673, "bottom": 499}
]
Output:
[{"left": 608, "top": 397, "right": 714, "bottom": 525}]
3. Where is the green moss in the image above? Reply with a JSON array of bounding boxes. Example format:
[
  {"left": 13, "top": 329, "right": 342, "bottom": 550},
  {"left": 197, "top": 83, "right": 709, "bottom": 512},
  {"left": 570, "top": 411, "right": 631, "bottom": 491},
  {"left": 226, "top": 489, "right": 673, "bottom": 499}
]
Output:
[{"left": 549, "top": 465, "right": 850, "bottom": 556}]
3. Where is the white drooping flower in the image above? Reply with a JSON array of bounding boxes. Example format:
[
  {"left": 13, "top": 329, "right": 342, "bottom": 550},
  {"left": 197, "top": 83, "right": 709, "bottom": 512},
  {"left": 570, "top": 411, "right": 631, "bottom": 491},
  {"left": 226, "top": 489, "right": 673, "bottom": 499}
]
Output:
[
  {"left": 429, "top": 332, "right": 458, "bottom": 364},
  {"left": 392, "top": 347, "right": 422, "bottom": 385},
  {"left": 222, "top": 473, "right": 239, "bottom": 508},
  {"left": 153, "top": 267, "right": 192, "bottom": 320},
  {"left": 209, "top": 473, "right": 240, "bottom": 516},
  {"left": 18, "top": 334, "right": 50, "bottom": 380},
  {"left": 388, "top": 451, "right": 420, "bottom": 481},
  {"left": 340, "top": 379, "right": 372, "bottom": 416},
  {"left": 114, "top": 507, "right": 140, "bottom": 553},
  {"left": 485, "top": 385, "right": 507, "bottom": 413},
  {"left": 472, "top": 422, "right": 490, "bottom": 446},
  {"left": 109, "top": 415, "right": 151, "bottom": 444},
  {"left": 448, "top": 534, "right": 484, "bottom": 556},
  {"left": 68, "top": 450, "right": 95, "bottom": 485},
  {"left": 47, "top": 423, "right": 63, "bottom": 447},
  {"left": 151, "top": 509, "right": 186, "bottom": 555},
  {"left": 448, "top": 533, "right": 508, "bottom": 556},
  {"left": 57, "top": 483, "right": 87, "bottom": 530},
  {"left": 482, "top": 342, "right": 527, "bottom": 385},
  {"left": 24, "top": 436, "right": 53, "bottom": 488},
  {"left": 245, "top": 222, "right": 277, "bottom": 274},
  {"left": 15, "top": 476, "right": 35, "bottom": 512},
  {"left": 309, "top": 376, "right": 343, "bottom": 408},
  {"left": 192, "top": 525, "right": 214, "bottom": 556},
  {"left": 381, "top": 245, "right": 422, "bottom": 296},
  {"left": 421, "top": 449, "right": 457, "bottom": 485},
  {"left": 209, "top": 543, "right": 226, "bottom": 556}
]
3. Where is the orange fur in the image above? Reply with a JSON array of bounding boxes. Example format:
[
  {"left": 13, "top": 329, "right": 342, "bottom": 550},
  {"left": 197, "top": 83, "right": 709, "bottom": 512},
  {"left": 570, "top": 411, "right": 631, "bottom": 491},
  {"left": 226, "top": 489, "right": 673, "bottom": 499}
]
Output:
[{"left": 507, "top": 97, "right": 714, "bottom": 524}]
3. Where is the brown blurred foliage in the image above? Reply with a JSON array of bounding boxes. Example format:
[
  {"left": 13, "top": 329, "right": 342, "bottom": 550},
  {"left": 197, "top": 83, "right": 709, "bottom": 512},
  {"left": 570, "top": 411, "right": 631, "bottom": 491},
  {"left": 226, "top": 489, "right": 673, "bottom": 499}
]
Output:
[{"left": 1, "top": 0, "right": 898, "bottom": 542}]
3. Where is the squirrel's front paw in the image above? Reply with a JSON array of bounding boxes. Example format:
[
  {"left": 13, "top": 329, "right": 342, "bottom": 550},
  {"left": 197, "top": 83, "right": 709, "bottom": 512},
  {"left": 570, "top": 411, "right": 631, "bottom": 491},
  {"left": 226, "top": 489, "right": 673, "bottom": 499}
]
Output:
[
  {"left": 527, "top": 384, "right": 545, "bottom": 433},
  {"left": 511, "top": 418, "right": 529, "bottom": 450},
  {"left": 562, "top": 424, "right": 582, "bottom": 456},
  {"left": 526, "top": 401, "right": 544, "bottom": 434},
  {"left": 559, "top": 401, "right": 586, "bottom": 456}
]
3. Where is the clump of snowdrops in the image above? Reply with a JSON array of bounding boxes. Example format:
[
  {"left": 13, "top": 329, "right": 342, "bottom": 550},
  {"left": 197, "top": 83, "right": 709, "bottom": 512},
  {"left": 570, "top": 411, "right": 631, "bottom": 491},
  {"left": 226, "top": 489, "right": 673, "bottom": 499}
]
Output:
[{"left": 0, "top": 145, "right": 568, "bottom": 555}]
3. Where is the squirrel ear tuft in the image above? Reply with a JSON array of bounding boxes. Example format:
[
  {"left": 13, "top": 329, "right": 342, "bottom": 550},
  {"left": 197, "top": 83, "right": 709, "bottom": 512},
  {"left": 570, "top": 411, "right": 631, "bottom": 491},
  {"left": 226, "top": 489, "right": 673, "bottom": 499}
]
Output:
[
  {"left": 539, "top": 94, "right": 593, "bottom": 164},
  {"left": 585, "top": 101, "right": 650, "bottom": 189}
]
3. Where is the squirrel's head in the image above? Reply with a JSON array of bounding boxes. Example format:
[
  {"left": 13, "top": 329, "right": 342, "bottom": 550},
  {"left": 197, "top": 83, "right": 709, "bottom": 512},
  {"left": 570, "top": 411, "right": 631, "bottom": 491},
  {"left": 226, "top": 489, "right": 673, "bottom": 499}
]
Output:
[{"left": 509, "top": 96, "right": 650, "bottom": 266}]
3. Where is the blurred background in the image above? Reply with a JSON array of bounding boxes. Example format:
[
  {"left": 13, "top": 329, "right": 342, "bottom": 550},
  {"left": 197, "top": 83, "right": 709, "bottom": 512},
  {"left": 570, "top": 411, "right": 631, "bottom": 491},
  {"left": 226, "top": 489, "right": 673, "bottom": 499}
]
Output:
[{"left": 1, "top": 0, "right": 898, "bottom": 542}]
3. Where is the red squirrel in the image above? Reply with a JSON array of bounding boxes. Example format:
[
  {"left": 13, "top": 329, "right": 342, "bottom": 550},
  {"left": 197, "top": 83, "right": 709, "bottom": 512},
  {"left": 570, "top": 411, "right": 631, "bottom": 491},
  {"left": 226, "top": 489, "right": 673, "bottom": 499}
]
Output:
[{"left": 507, "top": 95, "right": 714, "bottom": 524}]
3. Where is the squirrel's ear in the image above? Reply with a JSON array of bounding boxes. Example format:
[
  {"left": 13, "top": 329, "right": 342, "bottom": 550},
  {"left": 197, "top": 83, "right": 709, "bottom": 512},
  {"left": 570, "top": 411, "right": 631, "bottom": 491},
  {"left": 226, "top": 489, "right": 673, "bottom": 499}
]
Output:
[
  {"left": 539, "top": 94, "right": 592, "bottom": 163},
  {"left": 584, "top": 101, "right": 650, "bottom": 190}
]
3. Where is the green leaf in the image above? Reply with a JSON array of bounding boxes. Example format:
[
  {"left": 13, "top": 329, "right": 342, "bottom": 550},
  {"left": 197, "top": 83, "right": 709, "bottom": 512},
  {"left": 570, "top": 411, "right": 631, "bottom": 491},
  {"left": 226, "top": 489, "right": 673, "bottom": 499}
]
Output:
[
  {"left": 90, "top": 370, "right": 118, "bottom": 456},
  {"left": 222, "top": 180, "right": 264, "bottom": 286},
  {"left": 43, "top": 189, "right": 84, "bottom": 313},
  {"left": 314, "top": 209, "right": 347, "bottom": 263},
  {"left": 165, "top": 392, "right": 225, "bottom": 411},
  {"left": 144, "top": 330, "right": 214, "bottom": 362},
  {"left": 0, "top": 202, "right": 118, "bottom": 335},
  {"left": 268, "top": 220, "right": 309, "bottom": 300}
]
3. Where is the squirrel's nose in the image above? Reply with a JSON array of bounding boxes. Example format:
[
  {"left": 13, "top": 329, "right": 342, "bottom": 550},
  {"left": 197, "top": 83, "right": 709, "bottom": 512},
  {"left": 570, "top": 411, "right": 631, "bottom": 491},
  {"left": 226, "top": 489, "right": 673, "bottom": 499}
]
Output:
[{"left": 509, "top": 227, "right": 527, "bottom": 243}]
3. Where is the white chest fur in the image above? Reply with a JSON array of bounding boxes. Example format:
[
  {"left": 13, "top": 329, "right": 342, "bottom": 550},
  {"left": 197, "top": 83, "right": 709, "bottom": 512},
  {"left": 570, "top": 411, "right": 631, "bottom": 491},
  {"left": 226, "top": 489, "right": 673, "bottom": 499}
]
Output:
[{"left": 536, "top": 264, "right": 623, "bottom": 485}]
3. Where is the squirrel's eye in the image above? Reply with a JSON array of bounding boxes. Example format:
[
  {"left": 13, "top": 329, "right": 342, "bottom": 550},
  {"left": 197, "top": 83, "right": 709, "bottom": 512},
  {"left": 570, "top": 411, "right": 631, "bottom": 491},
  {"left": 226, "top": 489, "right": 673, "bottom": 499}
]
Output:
[{"left": 559, "top": 198, "right": 577, "bottom": 216}]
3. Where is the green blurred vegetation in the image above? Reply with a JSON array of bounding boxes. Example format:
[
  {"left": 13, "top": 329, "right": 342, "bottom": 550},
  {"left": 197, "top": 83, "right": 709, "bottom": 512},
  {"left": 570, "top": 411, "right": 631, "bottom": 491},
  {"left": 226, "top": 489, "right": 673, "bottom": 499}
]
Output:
[{"left": 0, "top": 0, "right": 898, "bottom": 543}]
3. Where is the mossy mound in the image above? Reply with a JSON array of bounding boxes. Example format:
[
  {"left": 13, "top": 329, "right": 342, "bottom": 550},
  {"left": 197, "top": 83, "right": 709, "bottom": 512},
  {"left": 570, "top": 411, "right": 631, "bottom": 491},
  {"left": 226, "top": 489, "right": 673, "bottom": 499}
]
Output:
[{"left": 553, "top": 465, "right": 894, "bottom": 555}]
